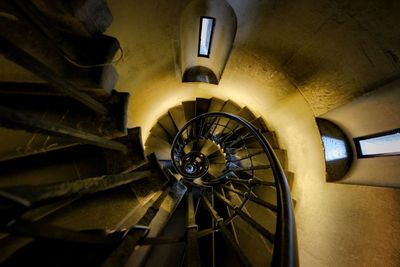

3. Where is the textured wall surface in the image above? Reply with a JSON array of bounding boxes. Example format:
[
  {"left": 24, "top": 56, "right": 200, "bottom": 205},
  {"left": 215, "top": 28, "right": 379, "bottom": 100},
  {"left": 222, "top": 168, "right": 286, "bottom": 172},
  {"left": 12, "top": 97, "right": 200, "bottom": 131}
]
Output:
[
  {"left": 265, "top": 93, "right": 400, "bottom": 267},
  {"left": 1, "top": 0, "right": 398, "bottom": 265},
  {"left": 2, "top": 0, "right": 399, "bottom": 115},
  {"left": 103, "top": 0, "right": 400, "bottom": 266},
  {"left": 322, "top": 80, "right": 400, "bottom": 187},
  {"left": 106, "top": 0, "right": 400, "bottom": 116}
]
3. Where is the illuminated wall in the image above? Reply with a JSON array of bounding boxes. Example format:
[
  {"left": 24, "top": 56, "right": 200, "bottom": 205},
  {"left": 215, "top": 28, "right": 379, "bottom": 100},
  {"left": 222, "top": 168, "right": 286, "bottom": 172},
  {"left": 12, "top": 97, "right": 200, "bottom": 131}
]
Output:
[
  {"left": 119, "top": 48, "right": 400, "bottom": 267},
  {"left": 106, "top": 1, "right": 400, "bottom": 266}
]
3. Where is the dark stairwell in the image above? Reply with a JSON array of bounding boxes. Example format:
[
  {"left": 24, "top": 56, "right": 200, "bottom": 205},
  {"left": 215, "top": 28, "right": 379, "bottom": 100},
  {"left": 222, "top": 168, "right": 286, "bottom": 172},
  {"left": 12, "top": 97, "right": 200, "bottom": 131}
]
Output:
[
  {"left": 0, "top": 4, "right": 299, "bottom": 256},
  {"left": 1, "top": 0, "right": 400, "bottom": 266},
  {"left": 0, "top": 96, "right": 298, "bottom": 267},
  {"left": 144, "top": 97, "right": 297, "bottom": 266}
]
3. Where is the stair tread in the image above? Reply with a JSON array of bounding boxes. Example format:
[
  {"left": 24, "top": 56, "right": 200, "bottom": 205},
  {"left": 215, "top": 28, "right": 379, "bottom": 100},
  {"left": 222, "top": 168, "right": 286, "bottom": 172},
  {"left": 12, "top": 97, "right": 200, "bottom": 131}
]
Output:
[
  {"left": 234, "top": 168, "right": 294, "bottom": 187},
  {"left": 223, "top": 106, "right": 256, "bottom": 133},
  {"left": 150, "top": 124, "right": 172, "bottom": 144},
  {"left": 145, "top": 134, "right": 171, "bottom": 161},
  {"left": 140, "top": 191, "right": 187, "bottom": 267},
  {"left": 126, "top": 182, "right": 187, "bottom": 266},
  {"left": 157, "top": 114, "right": 178, "bottom": 140},
  {"left": 237, "top": 106, "right": 257, "bottom": 122},
  {"left": 0, "top": 128, "right": 78, "bottom": 163},
  {"left": 145, "top": 134, "right": 171, "bottom": 148},
  {"left": 145, "top": 148, "right": 171, "bottom": 161},
  {"left": 207, "top": 97, "right": 225, "bottom": 112},
  {"left": 104, "top": 127, "right": 146, "bottom": 174},
  {"left": 200, "top": 141, "right": 222, "bottom": 157},
  {"left": 225, "top": 146, "right": 286, "bottom": 168},
  {"left": 0, "top": 17, "right": 117, "bottom": 95},
  {"left": 35, "top": 184, "right": 156, "bottom": 232},
  {"left": 251, "top": 117, "right": 268, "bottom": 132},
  {"left": 182, "top": 101, "right": 196, "bottom": 122},
  {"left": 263, "top": 132, "right": 279, "bottom": 149},
  {"left": 224, "top": 189, "right": 274, "bottom": 266},
  {"left": 168, "top": 106, "right": 186, "bottom": 130},
  {"left": 220, "top": 100, "right": 241, "bottom": 114},
  {"left": 195, "top": 98, "right": 211, "bottom": 117}
]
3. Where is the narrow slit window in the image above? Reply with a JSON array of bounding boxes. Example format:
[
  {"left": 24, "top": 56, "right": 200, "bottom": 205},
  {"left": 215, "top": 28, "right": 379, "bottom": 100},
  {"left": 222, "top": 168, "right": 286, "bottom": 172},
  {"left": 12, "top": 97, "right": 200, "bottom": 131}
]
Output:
[
  {"left": 198, "top": 17, "right": 215, "bottom": 57},
  {"left": 354, "top": 129, "right": 400, "bottom": 158}
]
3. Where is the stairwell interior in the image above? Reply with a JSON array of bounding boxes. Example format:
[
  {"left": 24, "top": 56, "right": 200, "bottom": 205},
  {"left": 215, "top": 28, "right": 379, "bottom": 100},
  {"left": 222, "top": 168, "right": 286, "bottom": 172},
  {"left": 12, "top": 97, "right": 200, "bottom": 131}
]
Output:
[{"left": 0, "top": 1, "right": 400, "bottom": 267}]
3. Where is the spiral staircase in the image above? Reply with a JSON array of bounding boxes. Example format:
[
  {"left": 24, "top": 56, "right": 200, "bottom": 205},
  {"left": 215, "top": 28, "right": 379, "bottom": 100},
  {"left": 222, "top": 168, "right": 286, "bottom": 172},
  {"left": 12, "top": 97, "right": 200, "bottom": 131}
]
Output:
[
  {"left": 0, "top": 1, "right": 298, "bottom": 265},
  {"left": 0, "top": 93, "right": 298, "bottom": 267},
  {"left": 144, "top": 97, "right": 297, "bottom": 267}
]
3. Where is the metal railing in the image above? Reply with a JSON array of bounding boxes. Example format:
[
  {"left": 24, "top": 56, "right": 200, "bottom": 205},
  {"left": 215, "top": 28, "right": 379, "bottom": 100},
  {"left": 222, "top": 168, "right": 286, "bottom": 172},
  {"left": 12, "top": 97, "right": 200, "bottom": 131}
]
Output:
[{"left": 171, "top": 112, "right": 298, "bottom": 267}]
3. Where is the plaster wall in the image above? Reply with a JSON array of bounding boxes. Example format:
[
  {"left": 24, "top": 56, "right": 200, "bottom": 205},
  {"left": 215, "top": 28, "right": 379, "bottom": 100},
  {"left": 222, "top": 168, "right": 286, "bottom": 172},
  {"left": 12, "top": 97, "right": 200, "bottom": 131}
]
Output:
[
  {"left": 109, "top": 44, "right": 400, "bottom": 266},
  {"left": 1, "top": 0, "right": 398, "bottom": 265},
  {"left": 322, "top": 80, "right": 400, "bottom": 187},
  {"left": 180, "top": 0, "right": 236, "bottom": 81},
  {"left": 105, "top": 1, "right": 400, "bottom": 265},
  {"left": 265, "top": 93, "right": 400, "bottom": 267}
]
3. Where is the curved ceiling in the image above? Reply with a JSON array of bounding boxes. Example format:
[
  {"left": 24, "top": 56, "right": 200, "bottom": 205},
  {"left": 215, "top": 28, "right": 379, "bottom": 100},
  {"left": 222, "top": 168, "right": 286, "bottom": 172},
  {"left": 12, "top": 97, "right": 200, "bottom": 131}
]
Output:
[
  {"left": 180, "top": 0, "right": 237, "bottom": 84},
  {"left": 0, "top": 2, "right": 398, "bottom": 266},
  {"left": 106, "top": 0, "right": 400, "bottom": 122}
]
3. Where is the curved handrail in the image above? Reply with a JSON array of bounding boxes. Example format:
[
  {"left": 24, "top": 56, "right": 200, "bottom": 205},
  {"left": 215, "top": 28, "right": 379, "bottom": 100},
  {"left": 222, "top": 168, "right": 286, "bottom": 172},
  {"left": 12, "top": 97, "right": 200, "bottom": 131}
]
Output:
[{"left": 171, "top": 112, "right": 298, "bottom": 267}]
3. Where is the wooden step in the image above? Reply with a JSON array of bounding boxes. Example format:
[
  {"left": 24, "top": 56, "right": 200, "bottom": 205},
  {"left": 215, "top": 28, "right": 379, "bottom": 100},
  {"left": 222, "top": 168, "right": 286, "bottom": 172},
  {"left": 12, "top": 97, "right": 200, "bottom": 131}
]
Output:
[
  {"left": 101, "top": 186, "right": 172, "bottom": 267},
  {"left": 225, "top": 142, "right": 285, "bottom": 166},
  {"left": 0, "top": 105, "right": 128, "bottom": 153}
]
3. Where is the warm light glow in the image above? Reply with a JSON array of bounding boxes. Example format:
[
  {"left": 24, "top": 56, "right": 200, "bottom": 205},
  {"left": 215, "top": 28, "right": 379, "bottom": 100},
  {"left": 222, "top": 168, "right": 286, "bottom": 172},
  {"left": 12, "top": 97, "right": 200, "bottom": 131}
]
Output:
[{"left": 127, "top": 50, "right": 299, "bottom": 144}]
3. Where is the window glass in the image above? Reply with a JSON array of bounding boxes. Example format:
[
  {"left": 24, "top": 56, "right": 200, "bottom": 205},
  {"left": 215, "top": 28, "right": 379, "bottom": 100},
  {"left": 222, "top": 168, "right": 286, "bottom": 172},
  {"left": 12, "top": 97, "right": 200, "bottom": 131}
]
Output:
[
  {"left": 198, "top": 17, "right": 215, "bottom": 57},
  {"left": 357, "top": 131, "right": 400, "bottom": 156},
  {"left": 322, "top": 136, "right": 348, "bottom": 161}
]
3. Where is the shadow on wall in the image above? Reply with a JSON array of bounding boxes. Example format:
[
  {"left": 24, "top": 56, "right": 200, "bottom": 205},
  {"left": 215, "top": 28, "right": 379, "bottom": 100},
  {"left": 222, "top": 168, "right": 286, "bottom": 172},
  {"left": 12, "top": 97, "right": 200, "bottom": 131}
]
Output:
[
  {"left": 126, "top": 48, "right": 300, "bottom": 143},
  {"left": 322, "top": 79, "right": 400, "bottom": 188}
]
